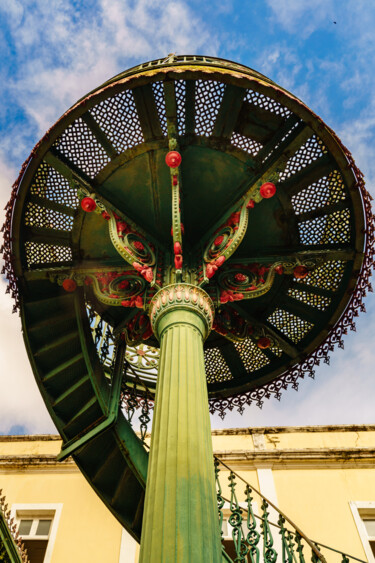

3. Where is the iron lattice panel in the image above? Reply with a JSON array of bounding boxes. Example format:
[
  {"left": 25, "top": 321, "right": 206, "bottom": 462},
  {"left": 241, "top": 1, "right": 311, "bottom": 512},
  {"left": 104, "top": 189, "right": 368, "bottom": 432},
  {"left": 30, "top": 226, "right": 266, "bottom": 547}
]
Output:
[
  {"left": 230, "top": 132, "right": 263, "bottom": 156},
  {"left": 269, "top": 344, "right": 283, "bottom": 357},
  {"left": 29, "top": 162, "right": 79, "bottom": 208},
  {"left": 291, "top": 171, "right": 346, "bottom": 215},
  {"left": 298, "top": 209, "right": 351, "bottom": 245},
  {"left": 288, "top": 288, "right": 332, "bottom": 311},
  {"left": 204, "top": 347, "right": 233, "bottom": 383},
  {"left": 234, "top": 339, "right": 270, "bottom": 371},
  {"left": 24, "top": 202, "right": 73, "bottom": 232},
  {"left": 267, "top": 308, "right": 313, "bottom": 343},
  {"left": 294, "top": 260, "right": 346, "bottom": 291},
  {"left": 262, "top": 120, "right": 300, "bottom": 165},
  {"left": 90, "top": 90, "right": 144, "bottom": 154},
  {"left": 151, "top": 81, "right": 168, "bottom": 136},
  {"left": 194, "top": 80, "right": 225, "bottom": 136},
  {"left": 54, "top": 117, "right": 110, "bottom": 178},
  {"left": 175, "top": 80, "right": 186, "bottom": 135},
  {"left": 279, "top": 136, "right": 327, "bottom": 181},
  {"left": 25, "top": 241, "right": 72, "bottom": 267},
  {"left": 245, "top": 89, "right": 292, "bottom": 119}
]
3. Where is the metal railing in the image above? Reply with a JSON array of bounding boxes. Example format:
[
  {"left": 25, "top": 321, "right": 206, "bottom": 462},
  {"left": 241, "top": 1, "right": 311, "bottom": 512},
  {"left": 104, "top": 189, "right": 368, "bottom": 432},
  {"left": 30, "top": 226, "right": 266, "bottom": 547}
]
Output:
[{"left": 214, "top": 457, "right": 366, "bottom": 563}]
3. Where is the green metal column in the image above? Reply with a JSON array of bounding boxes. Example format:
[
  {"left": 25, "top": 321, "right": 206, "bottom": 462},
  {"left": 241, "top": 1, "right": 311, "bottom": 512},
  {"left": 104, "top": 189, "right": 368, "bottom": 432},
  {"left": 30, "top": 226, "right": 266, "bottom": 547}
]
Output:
[{"left": 139, "top": 284, "right": 222, "bottom": 563}]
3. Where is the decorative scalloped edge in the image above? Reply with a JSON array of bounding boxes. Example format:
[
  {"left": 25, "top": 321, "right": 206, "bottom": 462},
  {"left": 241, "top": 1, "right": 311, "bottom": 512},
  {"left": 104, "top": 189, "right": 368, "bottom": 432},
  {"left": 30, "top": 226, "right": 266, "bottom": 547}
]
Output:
[
  {"left": 2, "top": 62, "right": 374, "bottom": 418},
  {"left": 0, "top": 488, "right": 30, "bottom": 561}
]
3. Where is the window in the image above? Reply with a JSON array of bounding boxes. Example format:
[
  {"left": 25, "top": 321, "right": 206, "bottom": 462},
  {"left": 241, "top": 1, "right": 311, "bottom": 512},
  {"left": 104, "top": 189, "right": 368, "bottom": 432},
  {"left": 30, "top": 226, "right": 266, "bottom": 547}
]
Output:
[
  {"left": 18, "top": 513, "right": 53, "bottom": 562},
  {"left": 10, "top": 504, "right": 62, "bottom": 563},
  {"left": 363, "top": 519, "right": 375, "bottom": 556},
  {"left": 350, "top": 501, "right": 375, "bottom": 562}
]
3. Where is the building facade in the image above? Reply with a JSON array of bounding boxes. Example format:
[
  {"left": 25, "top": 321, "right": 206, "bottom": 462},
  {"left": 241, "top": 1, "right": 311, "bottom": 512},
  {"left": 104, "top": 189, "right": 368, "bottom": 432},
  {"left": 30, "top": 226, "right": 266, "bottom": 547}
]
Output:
[{"left": 0, "top": 425, "right": 374, "bottom": 562}]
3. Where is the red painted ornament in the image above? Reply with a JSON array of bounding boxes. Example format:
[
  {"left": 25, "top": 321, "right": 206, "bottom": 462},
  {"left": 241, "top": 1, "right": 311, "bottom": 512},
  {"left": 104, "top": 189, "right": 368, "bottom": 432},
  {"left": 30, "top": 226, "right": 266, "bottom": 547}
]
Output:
[
  {"left": 102, "top": 211, "right": 110, "bottom": 220},
  {"left": 275, "top": 265, "right": 284, "bottom": 275},
  {"left": 172, "top": 176, "right": 178, "bottom": 186},
  {"left": 214, "top": 235, "right": 224, "bottom": 247},
  {"left": 174, "top": 241, "right": 182, "bottom": 255},
  {"left": 257, "top": 336, "right": 271, "bottom": 349},
  {"left": 235, "top": 273, "right": 247, "bottom": 283},
  {"left": 135, "top": 295, "right": 144, "bottom": 308},
  {"left": 174, "top": 254, "right": 183, "bottom": 269},
  {"left": 165, "top": 151, "right": 182, "bottom": 168},
  {"left": 215, "top": 256, "right": 225, "bottom": 267},
  {"left": 81, "top": 197, "right": 96, "bottom": 212},
  {"left": 293, "top": 265, "right": 309, "bottom": 279},
  {"left": 259, "top": 182, "right": 276, "bottom": 199},
  {"left": 118, "top": 280, "right": 130, "bottom": 290},
  {"left": 133, "top": 240, "right": 145, "bottom": 252},
  {"left": 246, "top": 199, "right": 255, "bottom": 209},
  {"left": 206, "top": 264, "right": 217, "bottom": 278},
  {"left": 62, "top": 278, "right": 77, "bottom": 292}
]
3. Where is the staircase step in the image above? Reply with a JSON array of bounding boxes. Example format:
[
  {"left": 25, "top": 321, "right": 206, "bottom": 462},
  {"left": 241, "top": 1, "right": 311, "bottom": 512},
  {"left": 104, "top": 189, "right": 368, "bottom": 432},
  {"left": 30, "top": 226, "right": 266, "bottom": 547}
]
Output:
[
  {"left": 131, "top": 491, "right": 145, "bottom": 537},
  {"left": 111, "top": 466, "right": 133, "bottom": 506},
  {"left": 34, "top": 331, "right": 79, "bottom": 356},
  {"left": 52, "top": 375, "right": 92, "bottom": 416},
  {"left": 62, "top": 396, "right": 103, "bottom": 439},
  {"left": 43, "top": 353, "right": 85, "bottom": 383},
  {"left": 25, "top": 293, "right": 73, "bottom": 317}
]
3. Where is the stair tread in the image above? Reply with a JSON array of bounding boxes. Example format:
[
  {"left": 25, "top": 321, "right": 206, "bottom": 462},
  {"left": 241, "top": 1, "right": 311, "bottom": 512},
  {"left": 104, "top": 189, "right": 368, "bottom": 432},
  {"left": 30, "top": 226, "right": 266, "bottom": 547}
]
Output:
[
  {"left": 35, "top": 331, "right": 79, "bottom": 356},
  {"left": 52, "top": 375, "right": 91, "bottom": 407},
  {"left": 43, "top": 353, "right": 85, "bottom": 382}
]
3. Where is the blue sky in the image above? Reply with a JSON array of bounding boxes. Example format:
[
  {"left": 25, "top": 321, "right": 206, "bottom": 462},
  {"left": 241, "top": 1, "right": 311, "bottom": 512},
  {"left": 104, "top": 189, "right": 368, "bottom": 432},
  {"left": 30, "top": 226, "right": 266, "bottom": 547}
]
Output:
[{"left": 0, "top": 0, "right": 375, "bottom": 434}]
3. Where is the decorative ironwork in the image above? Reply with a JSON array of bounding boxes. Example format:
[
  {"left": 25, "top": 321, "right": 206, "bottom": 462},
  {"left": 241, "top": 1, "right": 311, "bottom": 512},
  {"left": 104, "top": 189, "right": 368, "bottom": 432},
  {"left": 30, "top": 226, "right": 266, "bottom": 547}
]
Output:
[
  {"left": 3, "top": 56, "right": 374, "bottom": 418},
  {"left": 215, "top": 457, "right": 366, "bottom": 563},
  {"left": 0, "top": 489, "right": 30, "bottom": 562}
]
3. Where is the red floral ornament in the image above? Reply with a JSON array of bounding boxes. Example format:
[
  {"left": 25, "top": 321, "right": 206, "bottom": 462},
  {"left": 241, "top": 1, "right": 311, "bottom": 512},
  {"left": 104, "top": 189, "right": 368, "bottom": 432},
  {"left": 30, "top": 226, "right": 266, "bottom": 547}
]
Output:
[
  {"left": 81, "top": 197, "right": 96, "bottom": 212},
  {"left": 259, "top": 182, "right": 276, "bottom": 199}
]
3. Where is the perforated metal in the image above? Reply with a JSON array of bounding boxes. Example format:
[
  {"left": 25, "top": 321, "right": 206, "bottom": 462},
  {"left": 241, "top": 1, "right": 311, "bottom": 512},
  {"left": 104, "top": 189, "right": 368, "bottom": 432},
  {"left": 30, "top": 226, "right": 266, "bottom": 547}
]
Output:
[
  {"left": 234, "top": 339, "right": 270, "bottom": 371},
  {"left": 54, "top": 117, "right": 110, "bottom": 178},
  {"left": 90, "top": 90, "right": 144, "bottom": 154},
  {"left": 204, "top": 347, "right": 233, "bottom": 383},
  {"left": 151, "top": 81, "right": 168, "bottom": 136},
  {"left": 291, "top": 171, "right": 346, "bottom": 215},
  {"left": 195, "top": 80, "right": 225, "bottom": 136},
  {"left": 288, "top": 288, "right": 331, "bottom": 311},
  {"left": 269, "top": 344, "right": 283, "bottom": 357},
  {"left": 175, "top": 80, "right": 186, "bottom": 135},
  {"left": 261, "top": 120, "right": 300, "bottom": 165},
  {"left": 25, "top": 241, "right": 72, "bottom": 267},
  {"left": 24, "top": 201, "right": 73, "bottom": 231},
  {"left": 267, "top": 308, "right": 313, "bottom": 343},
  {"left": 29, "top": 162, "right": 79, "bottom": 208},
  {"left": 295, "top": 260, "right": 346, "bottom": 291},
  {"left": 279, "top": 136, "right": 327, "bottom": 181},
  {"left": 230, "top": 132, "right": 263, "bottom": 156},
  {"left": 298, "top": 209, "right": 351, "bottom": 245},
  {"left": 245, "top": 89, "right": 292, "bottom": 118}
]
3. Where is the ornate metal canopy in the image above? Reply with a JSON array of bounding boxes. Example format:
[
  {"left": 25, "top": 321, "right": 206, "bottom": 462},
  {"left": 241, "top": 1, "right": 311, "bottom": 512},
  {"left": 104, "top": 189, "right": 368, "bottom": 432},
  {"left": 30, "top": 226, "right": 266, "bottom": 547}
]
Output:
[{"left": 3, "top": 55, "right": 374, "bottom": 418}]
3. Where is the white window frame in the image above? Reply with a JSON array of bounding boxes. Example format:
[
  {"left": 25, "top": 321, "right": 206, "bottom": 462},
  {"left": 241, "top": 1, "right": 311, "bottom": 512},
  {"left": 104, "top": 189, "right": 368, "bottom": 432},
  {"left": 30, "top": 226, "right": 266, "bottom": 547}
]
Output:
[
  {"left": 349, "top": 501, "right": 375, "bottom": 563},
  {"left": 10, "top": 503, "right": 63, "bottom": 563}
]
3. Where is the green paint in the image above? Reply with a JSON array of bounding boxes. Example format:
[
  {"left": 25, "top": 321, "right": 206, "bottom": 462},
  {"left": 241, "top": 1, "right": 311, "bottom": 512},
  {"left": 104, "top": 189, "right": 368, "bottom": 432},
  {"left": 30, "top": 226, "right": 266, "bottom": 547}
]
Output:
[{"left": 139, "top": 286, "right": 222, "bottom": 562}]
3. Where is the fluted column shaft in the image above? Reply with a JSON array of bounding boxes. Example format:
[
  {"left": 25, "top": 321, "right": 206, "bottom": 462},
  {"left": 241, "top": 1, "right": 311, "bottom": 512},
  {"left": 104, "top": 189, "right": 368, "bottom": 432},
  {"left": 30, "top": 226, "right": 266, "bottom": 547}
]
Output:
[{"left": 139, "top": 285, "right": 222, "bottom": 563}]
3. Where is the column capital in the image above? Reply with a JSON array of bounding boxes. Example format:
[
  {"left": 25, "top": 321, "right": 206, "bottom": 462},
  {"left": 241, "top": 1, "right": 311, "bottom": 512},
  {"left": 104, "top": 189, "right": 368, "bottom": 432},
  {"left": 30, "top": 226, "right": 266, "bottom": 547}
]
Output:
[{"left": 149, "top": 284, "right": 214, "bottom": 341}]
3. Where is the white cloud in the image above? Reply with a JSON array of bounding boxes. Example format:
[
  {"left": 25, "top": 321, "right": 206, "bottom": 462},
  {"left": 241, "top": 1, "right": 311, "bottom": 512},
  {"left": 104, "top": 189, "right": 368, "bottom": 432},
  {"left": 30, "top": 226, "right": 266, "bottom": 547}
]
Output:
[
  {"left": 2, "top": 0, "right": 219, "bottom": 138},
  {"left": 265, "top": 0, "right": 335, "bottom": 36}
]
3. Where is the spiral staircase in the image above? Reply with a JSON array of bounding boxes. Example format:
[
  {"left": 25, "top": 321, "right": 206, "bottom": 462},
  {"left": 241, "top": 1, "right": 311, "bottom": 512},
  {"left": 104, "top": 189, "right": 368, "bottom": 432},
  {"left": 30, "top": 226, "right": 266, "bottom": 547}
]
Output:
[{"left": 3, "top": 55, "right": 373, "bottom": 561}]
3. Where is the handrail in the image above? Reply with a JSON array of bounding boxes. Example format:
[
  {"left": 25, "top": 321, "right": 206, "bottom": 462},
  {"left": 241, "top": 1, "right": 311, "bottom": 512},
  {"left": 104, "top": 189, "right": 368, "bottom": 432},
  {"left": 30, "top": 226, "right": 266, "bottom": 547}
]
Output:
[
  {"left": 215, "top": 455, "right": 326, "bottom": 562},
  {"left": 219, "top": 492, "right": 366, "bottom": 563}
]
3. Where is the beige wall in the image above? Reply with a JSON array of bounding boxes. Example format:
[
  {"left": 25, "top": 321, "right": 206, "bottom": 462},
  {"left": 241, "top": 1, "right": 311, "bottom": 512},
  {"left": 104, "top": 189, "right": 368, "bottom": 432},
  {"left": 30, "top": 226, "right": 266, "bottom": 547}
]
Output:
[{"left": 1, "top": 425, "right": 374, "bottom": 562}]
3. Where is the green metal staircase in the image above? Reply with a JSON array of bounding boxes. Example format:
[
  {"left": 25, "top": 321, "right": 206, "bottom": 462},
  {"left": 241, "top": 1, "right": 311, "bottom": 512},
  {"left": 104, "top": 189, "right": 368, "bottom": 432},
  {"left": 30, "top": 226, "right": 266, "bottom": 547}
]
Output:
[{"left": 20, "top": 284, "right": 147, "bottom": 542}]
